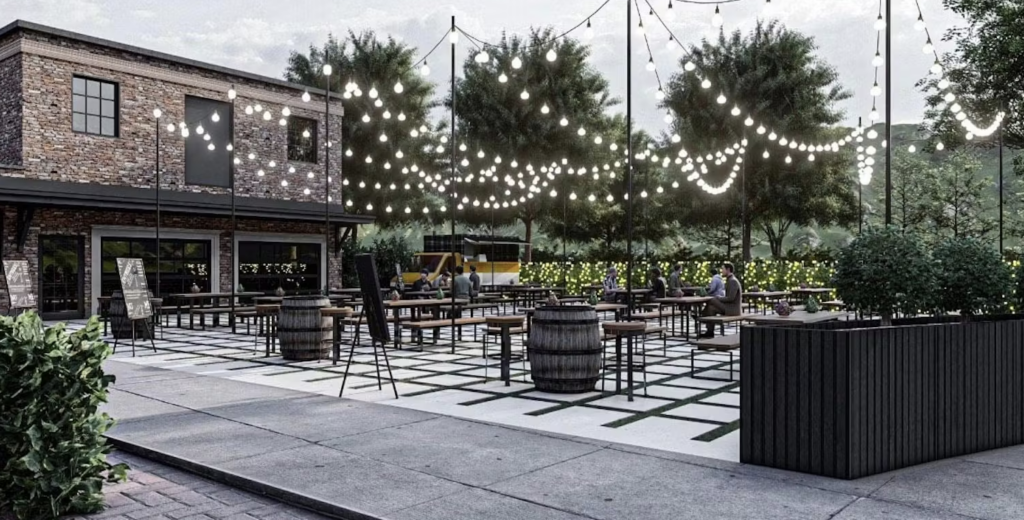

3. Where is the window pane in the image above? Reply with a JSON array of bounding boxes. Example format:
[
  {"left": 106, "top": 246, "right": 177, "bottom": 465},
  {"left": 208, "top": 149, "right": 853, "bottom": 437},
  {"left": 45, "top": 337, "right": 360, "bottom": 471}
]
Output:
[
  {"left": 87, "top": 80, "right": 100, "bottom": 97},
  {"left": 86, "top": 97, "right": 100, "bottom": 115},
  {"left": 73, "top": 77, "right": 86, "bottom": 95},
  {"left": 73, "top": 95, "right": 85, "bottom": 113},
  {"left": 101, "top": 118, "right": 115, "bottom": 136},
  {"left": 72, "top": 113, "right": 86, "bottom": 132},
  {"left": 101, "top": 100, "right": 114, "bottom": 117},
  {"left": 86, "top": 115, "right": 100, "bottom": 134},
  {"left": 101, "top": 82, "right": 115, "bottom": 100}
]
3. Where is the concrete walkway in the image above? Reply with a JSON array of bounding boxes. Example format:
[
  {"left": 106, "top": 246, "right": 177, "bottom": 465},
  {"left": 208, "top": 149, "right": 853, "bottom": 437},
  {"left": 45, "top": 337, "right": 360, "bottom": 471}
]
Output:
[{"left": 102, "top": 359, "right": 1024, "bottom": 520}]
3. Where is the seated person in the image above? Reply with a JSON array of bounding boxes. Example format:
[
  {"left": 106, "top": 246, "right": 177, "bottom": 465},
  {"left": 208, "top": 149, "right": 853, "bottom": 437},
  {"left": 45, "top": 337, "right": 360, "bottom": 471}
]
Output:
[
  {"left": 707, "top": 267, "right": 726, "bottom": 298},
  {"left": 700, "top": 262, "right": 743, "bottom": 338},
  {"left": 668, "top": 264, "right": 684, "bottom": 297},
  {"left": 602, "top": 266, "right": 619, "bottom": 302},
  {"left": 433, "top": 270, "right": 451, "bottom": 290},
  {"left": 409, "top": 270, "right": 432, "bottom": 298},
  {"left": 649, "top": 267, "right": 667, "bottom": 300}
]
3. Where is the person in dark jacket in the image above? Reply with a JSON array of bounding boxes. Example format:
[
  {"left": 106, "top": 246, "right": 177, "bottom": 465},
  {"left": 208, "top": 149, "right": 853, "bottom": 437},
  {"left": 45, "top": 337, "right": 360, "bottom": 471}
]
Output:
[
  {"left": 649, "top": 267, "right": 667, "bottom": 300},
  {"left": 410, "top": 269, "right": 432, "bottom": 298},
  {"left": 468, "top": 264, "right": 481, "bottom": 296},
  {"left": 700, "top": 262, "right": 743, "bottom": 338}
]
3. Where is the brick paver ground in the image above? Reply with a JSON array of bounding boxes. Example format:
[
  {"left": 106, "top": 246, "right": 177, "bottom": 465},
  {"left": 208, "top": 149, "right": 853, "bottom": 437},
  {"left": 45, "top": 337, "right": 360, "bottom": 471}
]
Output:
[{"left": 67, "top": 451, "right": 328, "bottom": 520}]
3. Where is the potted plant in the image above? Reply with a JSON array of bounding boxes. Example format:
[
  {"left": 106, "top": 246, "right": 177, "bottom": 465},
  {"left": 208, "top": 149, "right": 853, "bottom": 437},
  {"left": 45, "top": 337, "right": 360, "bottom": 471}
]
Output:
[{"left": 742, "top": 227, "right": 1024, "bottom": 480}]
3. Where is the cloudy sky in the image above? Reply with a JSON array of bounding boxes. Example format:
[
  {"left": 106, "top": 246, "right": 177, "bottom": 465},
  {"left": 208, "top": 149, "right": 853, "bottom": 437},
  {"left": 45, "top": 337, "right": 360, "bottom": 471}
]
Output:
[{"left": 2, "top": 0, "right": 966, "bottom": 133}]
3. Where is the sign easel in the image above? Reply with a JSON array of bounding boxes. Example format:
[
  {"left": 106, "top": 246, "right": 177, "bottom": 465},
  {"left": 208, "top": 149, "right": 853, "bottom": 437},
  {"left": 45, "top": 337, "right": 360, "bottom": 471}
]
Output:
[
  {"left": 2, "top": 259, "right": 37, "bottom": 316},
  {"left": 339, "top": 253, "right": 398, "bottom": 399},
  {"left": 114, "top": 257, "right": 156, "bottom": 357}
]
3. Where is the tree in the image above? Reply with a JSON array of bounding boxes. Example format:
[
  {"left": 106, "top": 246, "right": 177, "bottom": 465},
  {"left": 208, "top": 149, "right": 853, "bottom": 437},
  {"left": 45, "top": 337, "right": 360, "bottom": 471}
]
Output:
[
  {"left": 663, "top": 20, "right": 856, "bottom": 260},
  {"left": 451, "top": 28, "right": 618, "bottom": 262},
  {"left": 285, "top": 31, "right": 442, "bottom": 226},
  {"left": 874, "top": 149, "right": 933, "bottom": 235},
  {"left": 924, "top": 150, "right": 995, "bottom": 240},
  {"left": 921, "top": 0, "right": 1022, "bottom": 155}
]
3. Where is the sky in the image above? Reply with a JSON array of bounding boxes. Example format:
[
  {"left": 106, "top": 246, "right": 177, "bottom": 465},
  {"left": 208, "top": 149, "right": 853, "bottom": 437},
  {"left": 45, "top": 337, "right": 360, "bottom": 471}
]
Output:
[{"left": 1, "top": 0, "right": 967, "bottom": 134}]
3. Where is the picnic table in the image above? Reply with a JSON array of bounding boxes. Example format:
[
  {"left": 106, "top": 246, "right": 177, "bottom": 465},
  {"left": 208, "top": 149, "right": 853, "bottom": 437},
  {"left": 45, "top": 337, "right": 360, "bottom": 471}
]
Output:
[
  {"left": 654, "top": 296, "right": 714, "bottom": 338},
  {"left": 789, "top": 287, "right": 835, "bottom": 303},
  {"left": 743, "top": 291, "right": 791, "bottom": 314},
  {"left": 169, "top": 291, "right": 263, "bottom": 330},
  {"left": 383, "top": 298, "right": 469, "bottom": 349},
  {"left": 747, "top": 310, "right": 849, "bottom": 325}
]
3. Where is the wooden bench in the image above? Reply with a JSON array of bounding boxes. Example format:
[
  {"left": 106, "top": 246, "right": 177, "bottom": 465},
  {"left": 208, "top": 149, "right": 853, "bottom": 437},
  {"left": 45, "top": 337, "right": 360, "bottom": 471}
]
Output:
[
  {"left": 461, "top": 302, "right": 500, "bottom": 317},
  {"left": 821, "top": 300, "right": 846, "bottom": 310},
  {"left": 402, "top": 317, "right": 486, "bottom": 345},
  {"left": 695, "top": 313, "right": 757, "bottom": 335},
  {"left": 691, "top": 334, "right": 741, "bottom": 381},
  {"left": 189, "top": 306, "right": 256, "bottom": 330}
]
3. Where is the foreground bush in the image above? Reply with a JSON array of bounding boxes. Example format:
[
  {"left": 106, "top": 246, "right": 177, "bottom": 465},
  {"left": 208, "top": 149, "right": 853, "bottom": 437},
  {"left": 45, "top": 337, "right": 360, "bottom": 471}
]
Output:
[
  {"left": 0, "top": 314, "right": 127, "bottom": 519},
  {"left": 933, "top": 237, "right": 1012, "bottom": 320},
  {"left": 834, "top": 227, "right": 935, "bottom": 325}
]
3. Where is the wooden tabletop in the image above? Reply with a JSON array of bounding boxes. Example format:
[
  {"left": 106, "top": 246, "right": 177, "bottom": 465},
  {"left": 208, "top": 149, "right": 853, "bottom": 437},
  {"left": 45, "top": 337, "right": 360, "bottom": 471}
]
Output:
[
  {"left": 321, "top": 307, "right": 354, "bottom": 317},
  {"left": 602, "top": 321, "right": 647, "bottom": 333},
  {"left": 255, "top": 304, "right": 280, "bottom": 313},
  {"left": 506, "top": 286, "right": 564, "bottom": 293},
  {"left": 790, "top": 288, "right": 835, "bottom": 294},
  {"left": 594, "top": 303, "right": 628, "bottom": 312},
  {"left": 170, "top": 292, "right": 264, "bottom": 299},
  {"left": 609, "top": 288, "right": 652, "bottom": 293},
  {"left": 748, "top": 310, "right": 848, "bottom": 325},
  {"left": 655, "top": 296, "right": 713, "bottom": 304},
  {"left": 384, "top": 298, "right": 469, "bottom": 308},
  {"left": 486, "top": 315, "right": 526, "bottom": 325},
  {"left": 743, "top": 291, "right": 791, "bottom": 298}
]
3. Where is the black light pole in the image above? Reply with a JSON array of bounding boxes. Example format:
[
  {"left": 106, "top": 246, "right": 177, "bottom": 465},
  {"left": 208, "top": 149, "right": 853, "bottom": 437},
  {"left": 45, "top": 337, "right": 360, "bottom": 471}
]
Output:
[
  {"left": 562, "top": 177, "right": 568, "bottom": 291},
  {"left": 154, "top": 111, "right": 161, "bottom": 300},
  {"left": 625, "top": 0, "right": 634, "bottom": 319},
  {"left": 450, "top": 16, "right": 457, "bottom": 353},
  {"left": 884, "top": 0, "right": 892, "bottom": 226},
  {"left": 999, "top": 118, "right": 1004, "bottom": 255},
  {"left": 324, "top": 51, "right": 333, "bottom": 295},
  {"left": 229, "top": 91, "right": 237, "bottom": 325},
  {"left": 740, "top": 132, "right": 748, "bottom": 261},
  {"left": 857, "top": 116, "right": 863, "bottom": 234}
]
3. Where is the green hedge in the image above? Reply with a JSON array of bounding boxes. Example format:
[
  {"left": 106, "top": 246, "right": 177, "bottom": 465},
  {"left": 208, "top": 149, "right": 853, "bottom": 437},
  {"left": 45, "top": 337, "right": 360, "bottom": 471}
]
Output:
[
  {"left": 521, "top": 260, "right": 837, "bottom": 295},
  {"left": 0, "top": 314, "right": 127, "bottom": 520}
]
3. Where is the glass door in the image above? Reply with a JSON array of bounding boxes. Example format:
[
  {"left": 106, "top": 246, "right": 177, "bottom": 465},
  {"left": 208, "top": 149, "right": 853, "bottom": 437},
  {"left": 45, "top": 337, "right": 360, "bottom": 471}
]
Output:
[{"left": 39, "top": 235, "right": 84, "bottom": 320}]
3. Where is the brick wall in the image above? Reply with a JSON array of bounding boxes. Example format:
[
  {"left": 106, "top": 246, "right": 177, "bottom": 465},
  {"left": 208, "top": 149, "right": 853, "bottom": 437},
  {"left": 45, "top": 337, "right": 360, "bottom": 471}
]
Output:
[
  {"left": 9, "top": 29, "right": 344, "bottom": 204},
  {"left": 0, "top": 205, "right": 343, "bottom": 314},
  {"left": 0, "top": 53, "right": 22, "bottom": 165}
]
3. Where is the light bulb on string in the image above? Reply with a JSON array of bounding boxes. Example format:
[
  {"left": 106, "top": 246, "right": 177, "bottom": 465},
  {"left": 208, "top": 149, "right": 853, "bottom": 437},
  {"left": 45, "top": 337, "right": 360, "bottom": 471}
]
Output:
[
  {"left": 301, "top": 90, "right": 311, "bottom": 102},
  {"left": 938, "top": 78, "right": 950, "bottom": 90},
  {"left": 701, "top": 78, "right": 712, "bottom": 89},
  {"left": 931, "top": 61, "right": 943, "bottom": 75},
  {"left": 546, "top": 48, "right": 557, "bottom": 62},
  {"left": 637, "top": 20, "right": 645, "bottom": 35},
  {"left": 281, "top": 107, "right": 290, "bottom": 117},
  {"left": 711, "top": 5, "right": 723, "bottom": 28},
  {"left": 646, "top": 58, "right": 655, "bottom": 72},
  {"left": 394, "top": 81, "right": 404, "bottom": 93},
  {"left": 731, "top": 106, "right": 741, "bottom": 117},
  {"left": 511, "top": 56, "right": 522, "bottom": 69},
  {"left": 914, "top": 14, "right": 926, "bottom": 31},
  {"left": 420, "top": 61, "right": 430, "bottom": 76},
  {"left": 923, "top": 39, "right": 934, "bottom": 54},
  {"left": 520, "top": 89, "right": 530, "bottom": 100},
  {"left": 872, "top": 52, "right": 883, "bottom": 67},
  {"left": 498, "top": 72, "right": 508, "bottom": 83},
  {"left": 666, "top": 0, "right": 676, "bottom": 21},
  {"left": 584, "top": 18, "right": 594, "bottom": 40},
  {"left": 874, "top": 14, "right": 886, "bottom": 30},
  {"left": 655, "top": 88, "right": 665, "bottom": 100},
  {"left": 716, "top": 93, "right": 727, "bottom": 104},
  {"left": 475, "top": 50, "right": 490, "bottom": 63},
  {"left": 871, "top": 83, "right": 881, "bottom": 97}
]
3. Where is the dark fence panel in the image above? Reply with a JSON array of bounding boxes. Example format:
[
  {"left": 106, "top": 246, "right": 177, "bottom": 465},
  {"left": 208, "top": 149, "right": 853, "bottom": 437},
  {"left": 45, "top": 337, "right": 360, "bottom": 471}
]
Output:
[{"left": 741, "top": 318, "right": 1024, "bottom": 479}]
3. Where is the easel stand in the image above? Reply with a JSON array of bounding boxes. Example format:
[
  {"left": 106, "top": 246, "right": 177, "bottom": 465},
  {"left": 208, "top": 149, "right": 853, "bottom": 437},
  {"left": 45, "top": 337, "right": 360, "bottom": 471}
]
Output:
[
  {"left": 339, "top": 314, "right": 398, "bottom": 399},
  {"left": 112, "top": 318, "right": 157, "bottom": 357}
]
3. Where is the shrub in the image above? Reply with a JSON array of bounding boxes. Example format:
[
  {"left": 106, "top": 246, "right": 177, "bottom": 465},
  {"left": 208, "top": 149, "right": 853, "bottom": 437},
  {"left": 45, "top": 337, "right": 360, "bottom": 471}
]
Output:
[
  {"left": 0, "top": 314, "right": 127, "bottom": 519},
  {"left": 834, "top": 227, "right": 935, "bottom": 325},
  {"left": 933, "top": 237, "right": 1012, "bottom": 320}
]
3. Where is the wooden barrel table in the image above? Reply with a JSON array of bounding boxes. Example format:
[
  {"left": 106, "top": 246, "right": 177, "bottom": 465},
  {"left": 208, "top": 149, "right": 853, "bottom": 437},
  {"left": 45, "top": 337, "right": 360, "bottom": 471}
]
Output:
[
  {"left": 528, "top": 306, "right": 602, "bottom": 393},
  {"left": 109, "top": 291, "right": 160, "bottom": 339},
  {"left": 278, "top": 296, "right": 331, "bottom": 361}
]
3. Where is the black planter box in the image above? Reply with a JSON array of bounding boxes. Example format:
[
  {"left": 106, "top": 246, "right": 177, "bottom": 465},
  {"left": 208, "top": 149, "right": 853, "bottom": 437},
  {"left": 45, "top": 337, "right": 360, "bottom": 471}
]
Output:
[{"left": 740, "top": 316, "right": 1024, "bottom": 479}]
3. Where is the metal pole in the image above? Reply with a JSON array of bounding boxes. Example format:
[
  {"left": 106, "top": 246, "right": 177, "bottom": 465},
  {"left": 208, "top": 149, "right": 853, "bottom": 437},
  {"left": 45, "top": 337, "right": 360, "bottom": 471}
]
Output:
[
  {"left": 999, "top": 120, "right": 1004, "bottom": 254},
  {"left": 858, "top": 116, "right": 863, "bottom": 234},
  {"left": 155, "top": 119, "right": 161, "bottom": 300},
  {"left": 741, "top": 132, "right": 748, "bottom": 262},
  {"left": 562, "top": 181, "right": 567, "bottom": 290},
  {"left": 625, "top": 0, "right": 634, "bottom": 319},
  {"left": 450, "top": 15, "right": 457, "bottom": 352},
  {"left": 230, "top": 96, "right": 236, "bottom": 324},
  {"left": 325, "top": 48, "right": 332, "bottom": 295},
  {"left": 884, "top": 0, "right": 892, "bottom": 226}
]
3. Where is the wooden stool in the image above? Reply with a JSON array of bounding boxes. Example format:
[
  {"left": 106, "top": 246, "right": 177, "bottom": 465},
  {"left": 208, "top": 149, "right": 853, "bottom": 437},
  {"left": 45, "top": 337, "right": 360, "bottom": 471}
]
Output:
[
  {"left": 484, "top": 315, "right": 527, "bottom": 385},
  {"left": 255, "top": 304, "right": 280, "bottom": 356},
  {"left": 601, "top": 321, "right": 648, "bottom": 401},
  {"left": 321, "top": 307, "right": 354, "bottom": 364}
]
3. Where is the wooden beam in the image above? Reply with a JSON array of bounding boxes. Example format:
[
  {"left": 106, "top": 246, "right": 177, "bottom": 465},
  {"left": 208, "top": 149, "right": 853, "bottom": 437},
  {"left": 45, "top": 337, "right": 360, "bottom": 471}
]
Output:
[{"left": 15, "top": 206, "right": 34, "bottom": 252}]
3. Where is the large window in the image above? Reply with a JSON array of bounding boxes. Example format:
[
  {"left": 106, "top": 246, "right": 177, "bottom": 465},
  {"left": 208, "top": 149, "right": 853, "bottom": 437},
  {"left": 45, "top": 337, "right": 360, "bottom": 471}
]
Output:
[
  {"left": 287, "top": 117, "right": 318, "bottom": 164},
  {"left": 72, "top": 76, "right": 118, "bottom": 137},
  {"left": 238, "top": 241, "right": 320, "bottom": 293},
  {"left": 100, "top": 238, "right": 212, "bottom": 298}
]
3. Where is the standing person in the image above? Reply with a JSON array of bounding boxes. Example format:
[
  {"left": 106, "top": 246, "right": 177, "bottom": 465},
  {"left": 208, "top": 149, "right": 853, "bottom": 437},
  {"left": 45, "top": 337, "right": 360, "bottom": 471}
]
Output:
[
  {"left": 700, "top": 262, "right": 743, "bottom": 338},
  {"left": 602, "top": 266, "right": 619, "bottom": 302},
  {"left": 452, "top": 266, "right": 472, "bottom": 300},
  {"left": 468, "top": 264, "right": 481, "bottom": 297},
  {"left": 707, "top": 265, "right": 726, "bottom": 298},
  {"left": 668, "top": 264, "right": 684, "bottom": 297},
  {"left": 649, "top": 267, "right": 667, "bottom": 300}
]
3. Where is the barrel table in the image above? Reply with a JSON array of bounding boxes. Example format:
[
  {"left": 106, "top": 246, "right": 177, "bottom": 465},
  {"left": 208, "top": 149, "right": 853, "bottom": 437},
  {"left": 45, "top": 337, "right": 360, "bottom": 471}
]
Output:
[
  {"left": 528, "top": 306, "right": 601, "bottom": 393},
  {"left": 278, "top": 296, "right": 331, "bottom": 361}
]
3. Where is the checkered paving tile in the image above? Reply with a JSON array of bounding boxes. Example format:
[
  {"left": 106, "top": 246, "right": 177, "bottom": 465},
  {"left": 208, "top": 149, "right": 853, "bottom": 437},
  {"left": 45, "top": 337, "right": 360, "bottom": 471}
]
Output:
[{"left": 63, "top": 310, "right": 744, "bottom": 462}]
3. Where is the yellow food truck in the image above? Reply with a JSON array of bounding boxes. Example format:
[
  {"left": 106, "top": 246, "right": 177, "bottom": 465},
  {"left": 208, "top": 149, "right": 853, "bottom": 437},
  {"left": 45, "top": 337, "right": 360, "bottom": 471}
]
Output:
[{"left": 399, "top": 235, "right": 527, "bottom": 288}]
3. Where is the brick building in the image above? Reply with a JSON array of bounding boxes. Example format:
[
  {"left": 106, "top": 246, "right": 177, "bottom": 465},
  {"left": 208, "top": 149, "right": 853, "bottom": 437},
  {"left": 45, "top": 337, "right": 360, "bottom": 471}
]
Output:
[{"left": 0, "top": 20, "right": 371, "bottom": 319}]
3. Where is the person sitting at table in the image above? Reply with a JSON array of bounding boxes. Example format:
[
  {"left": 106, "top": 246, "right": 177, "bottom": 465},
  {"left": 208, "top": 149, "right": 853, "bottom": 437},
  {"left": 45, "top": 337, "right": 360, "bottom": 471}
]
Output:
[
  {"left": 649, "top": 267, "right": 667, "bottom": 300},
  {"left": 468, "top": 264, "right": 481, "bottom": 296},
  {"left": 410, "top": 269, "right": 432, "bottom": 298},
  {"left": 668, "top": 264, "right": 684, "bottom": 297},
  {"left": 433, "top": 270, "right": 451, "bottom": 290},
  {"left": 707, "top": 265, "right": 726, "bottom": 298},
  {"left": 602, "top": 266, "right": 619, "bottom": 302},
  {"left": 700, "top": 262, "right": 743, "bottom": 338}
]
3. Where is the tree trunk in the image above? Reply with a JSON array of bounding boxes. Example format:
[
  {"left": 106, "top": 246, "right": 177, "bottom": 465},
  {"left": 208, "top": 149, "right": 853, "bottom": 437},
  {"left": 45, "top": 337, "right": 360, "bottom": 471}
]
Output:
[
  {"left": 523, "top": 218, "right": 533, "bottom": 264},
  {"left": 742, "top": 216, "right": 752, "bottom": 262}
]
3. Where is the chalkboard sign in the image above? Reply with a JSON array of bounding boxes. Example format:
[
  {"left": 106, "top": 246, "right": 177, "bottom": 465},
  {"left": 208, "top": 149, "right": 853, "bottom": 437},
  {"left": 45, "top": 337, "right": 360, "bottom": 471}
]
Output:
[
  {"left": 356, "top": 253, "right": 390, "bottom": 344},
  {"left": 3, "top": 260, "right": 36, "bottom": 309},
  {"left": 116, "top": 258, "right": 152, "bottom": 320}
]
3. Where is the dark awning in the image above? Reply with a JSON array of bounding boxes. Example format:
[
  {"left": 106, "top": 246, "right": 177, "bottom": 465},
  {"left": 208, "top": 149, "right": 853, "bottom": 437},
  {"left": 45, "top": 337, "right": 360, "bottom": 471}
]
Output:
[{"left": 0, "top": 177, "right": 373, "bottom": 226}]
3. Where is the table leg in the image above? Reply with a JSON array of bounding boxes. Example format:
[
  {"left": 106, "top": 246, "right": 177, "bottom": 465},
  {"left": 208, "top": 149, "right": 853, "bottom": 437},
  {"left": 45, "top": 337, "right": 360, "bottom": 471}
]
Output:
[
  {"left": 627, "top": 334, "right": 634, "bottom": 402},
  {"left": 393, "top": 307, "right": 402, "bottom": 349},
  {"left": 333, "top": 315, "right": 341, "bottom": 365},
  {"left": 615, "top": 335, "right": 622, "bottom": 394},
  {"left": 501, "top": 325, "right": 511, "bottom": 386}
]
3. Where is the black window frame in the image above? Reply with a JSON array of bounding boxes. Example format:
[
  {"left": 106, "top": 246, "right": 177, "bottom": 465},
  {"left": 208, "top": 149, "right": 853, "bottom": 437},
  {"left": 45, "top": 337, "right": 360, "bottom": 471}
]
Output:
[
  {"left": 72, "top": 75, "right": 119, "bottom": 138},
  {"left": 99, "top": 237, "right": 213, "bottom": 298},
  {"left": 238, "top": 241, "right": 321, "bottom": 294},
  {"left": 287, "top": 116, "right": 319, "bottom": 164}
]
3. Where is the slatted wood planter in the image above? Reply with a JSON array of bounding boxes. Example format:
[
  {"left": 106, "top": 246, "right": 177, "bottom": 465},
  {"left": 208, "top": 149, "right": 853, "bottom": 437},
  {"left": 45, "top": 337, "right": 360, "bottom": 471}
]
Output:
[{"left": 741, "top": 316, "right": 1024, "bottom": 479}]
